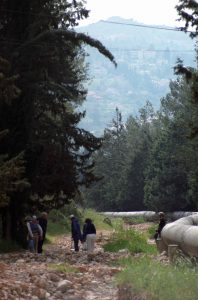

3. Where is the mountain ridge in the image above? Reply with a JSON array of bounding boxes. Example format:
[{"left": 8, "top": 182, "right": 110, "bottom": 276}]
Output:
[{"left": 77, "top": 17, "right": 195, "bottom": 135}]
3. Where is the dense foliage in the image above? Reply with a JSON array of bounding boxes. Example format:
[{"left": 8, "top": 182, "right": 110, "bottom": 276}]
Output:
[
  {"left": 84, "top": 76, "right": 198, "bottom": 211},
  {"left": 84, "top": 1, "right": 198, "bottom": 212},
  {"left": 0, "top": 0, "right": 115, "bottom": 240},
  {"left": 0, "top": 57, "right": 28, "bottom": 209}
]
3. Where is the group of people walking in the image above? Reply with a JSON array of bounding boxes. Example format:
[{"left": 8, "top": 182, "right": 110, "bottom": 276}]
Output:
[
  {"left": 26, "top": 213, "right": 96, "bottom": 254},
  {"left": 26, "top": 211, "right": 165, "bottom": 254},
  {"left": 70, "top": 215, "right": 96, "bottom": 253},
  {"left": 26, "top": 211, "right": 166, "bottom": 256}
]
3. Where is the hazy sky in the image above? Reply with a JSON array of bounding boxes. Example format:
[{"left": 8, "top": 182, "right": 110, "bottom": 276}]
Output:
[{"left": 79, "top": 0, "right": 181, "bottom": 27}]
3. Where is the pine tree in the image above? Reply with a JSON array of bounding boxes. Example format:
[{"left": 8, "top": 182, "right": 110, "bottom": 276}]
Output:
[
  {"left": 175, "top": 0, "right": 198, "bottom": 137},
  {"left": 0, "top": 1, "right": 116, "bottom": 240},
  {"left": 0, "top": 57, "right": 29, "bottom": 239},
  {"left": 144, "top": 78, "right": 198, "bottom": 211},
  {"left": 176, "top": 0, "right": 198, "bottom": 38}
]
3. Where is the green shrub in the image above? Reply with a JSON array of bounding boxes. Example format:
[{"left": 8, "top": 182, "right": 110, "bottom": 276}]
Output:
[
  {"left": 147, "top": 224, "right": 157, "bottom": 239},
  {"left": 103, "top": 228, "right": 157, "bottom": 254}
]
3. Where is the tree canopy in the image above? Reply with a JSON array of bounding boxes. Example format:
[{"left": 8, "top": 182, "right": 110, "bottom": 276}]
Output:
[
  {"left": 0, "top": 0, "right": 116, "bottom": 240},
  {"left": 85, "top": 77, "right": 198, "bottom": 212}
]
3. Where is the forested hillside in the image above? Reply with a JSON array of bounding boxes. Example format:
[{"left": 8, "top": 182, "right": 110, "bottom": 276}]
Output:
[
  {"left": 78, "top": 17, "right": 195, "bottom": 134},
  {"left": 80, "top": 12, "right": 198, "bottom": 212},
  {"left": 84, "top": 7, "right": 198, "bottom": 212},
  {"left": 84, "top": 75, "right": 198, "bottom": 212}
]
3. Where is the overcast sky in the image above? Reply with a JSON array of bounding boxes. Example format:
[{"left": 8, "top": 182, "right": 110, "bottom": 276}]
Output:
[{"left": 79, "top": 0, "right": 181, "bottom": 27}]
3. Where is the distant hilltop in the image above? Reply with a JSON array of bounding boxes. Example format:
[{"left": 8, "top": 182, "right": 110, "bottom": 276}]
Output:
[
  {"left": 78, "top": 16, "right": 195, "bottom": 136},
  {"left": 78, "top": 15, "right": 178, "bottom": 28}
]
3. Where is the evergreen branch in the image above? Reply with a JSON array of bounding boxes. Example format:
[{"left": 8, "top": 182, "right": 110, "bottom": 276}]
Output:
[{"left": 17, "top": 29, "right": 117, "bottom": 67}]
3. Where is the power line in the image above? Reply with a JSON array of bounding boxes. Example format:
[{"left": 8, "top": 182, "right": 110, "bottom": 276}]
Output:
[
  {"left": 109, "top": 48, "right": 194, "bottom": 53},
  {"left": 100, "top": 20, "right": 195, "bottom": 34},
  {"left": 0, "top": 7, "right": 195, "bottom": 34}
]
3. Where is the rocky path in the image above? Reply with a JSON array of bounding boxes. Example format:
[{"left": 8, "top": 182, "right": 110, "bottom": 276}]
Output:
[
  {"left": 0, "top": 231, "right": 124, "bottom": 300},
  {"left": 0, "top": 224, "right": 168, "bottom": 300}
]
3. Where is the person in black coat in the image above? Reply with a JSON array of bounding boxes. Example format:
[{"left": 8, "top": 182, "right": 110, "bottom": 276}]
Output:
[
  {"left": 82, "top": 218, "right": 96, "bottom": 253},
  {"left": 70, "top": 215, "right": 82, "bottom": 252},
  {"left": 154, "top": 212, "right": 166, "bottom": 240}
]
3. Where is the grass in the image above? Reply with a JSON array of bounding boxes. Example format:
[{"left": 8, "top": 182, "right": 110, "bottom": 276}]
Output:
[
  {"left": 103, "top": 227, "right": 157, "bottom": 254},
  {"left": 147, "top": 223, "right": 158, "bottom": 239},
  {"left": 48, "top": 262, "right": 79, "bottom": 273},
  {"left": 116, "top": 257, "right": 198, "bottom": 300},
  {"left": 123, "top": 216, "right": 146, "bottom": 225},
  {"left": 46, "top": 217, "right": 70, "bottom": 243}
]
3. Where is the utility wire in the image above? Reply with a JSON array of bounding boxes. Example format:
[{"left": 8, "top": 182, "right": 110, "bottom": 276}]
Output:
[
  {"left": 100, "top": 20, "right": 195, "bottom": 34},
  {"left": 109, "top": 48, "right": 194, "bottom": 53},
  {"left": 0, "top": 10, "right": 195, "bottom": 53},
  {"left": 0, "top": 7, "right": 195, "bottom": 34}
]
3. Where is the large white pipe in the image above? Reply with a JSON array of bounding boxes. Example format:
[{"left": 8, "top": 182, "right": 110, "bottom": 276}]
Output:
[
  {"left": 161, "top": 213, "right": 198, "bottom": 257},
  {"left": 102, "top": 211, "right": 198, "bottom": 256},
  {"left": 102, "top": 211, "right": 198, "bottom": 222},
  {"left": 102, "top": 211, "right": 156, "bottom": 220}
]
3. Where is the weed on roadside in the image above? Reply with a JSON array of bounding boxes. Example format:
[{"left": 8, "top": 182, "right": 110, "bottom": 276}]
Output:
[
  {"left": 48, "top": 263, "right": 79, "bottom": 273},
  {"left": 103, "top": 228, "right": 157, "bottom": 254},
  {"left": 116, "top": 256, "right": 198, "bottom": 300}
]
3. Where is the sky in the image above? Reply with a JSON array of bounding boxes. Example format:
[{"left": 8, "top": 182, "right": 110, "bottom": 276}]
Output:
[{"left": 79, "top": 0, "right": 181, "bottom": 27}]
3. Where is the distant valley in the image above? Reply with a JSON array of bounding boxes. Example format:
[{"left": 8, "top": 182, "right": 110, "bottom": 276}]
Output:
[{"left": 77, "top": 17, "right": 195, "bottom": 135}]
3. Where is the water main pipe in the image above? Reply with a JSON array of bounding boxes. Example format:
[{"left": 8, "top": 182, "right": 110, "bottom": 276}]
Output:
[{"left": 161, "top": 213, "right": 198, "bottom": 257}]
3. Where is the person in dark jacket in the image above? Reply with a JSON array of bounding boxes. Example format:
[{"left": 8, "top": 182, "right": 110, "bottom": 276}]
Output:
[
  {"left": 37, "top": 212, "right": 48, "bottom": 253},
  {"left": 82, "top": 218, "right": 96, "bottom": 253},
  {"left": 70, "top": 215, "right": 82, "bottom": 252},
  {"left": 154, "top": 212, "right": 166, "bottom": 240}
]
